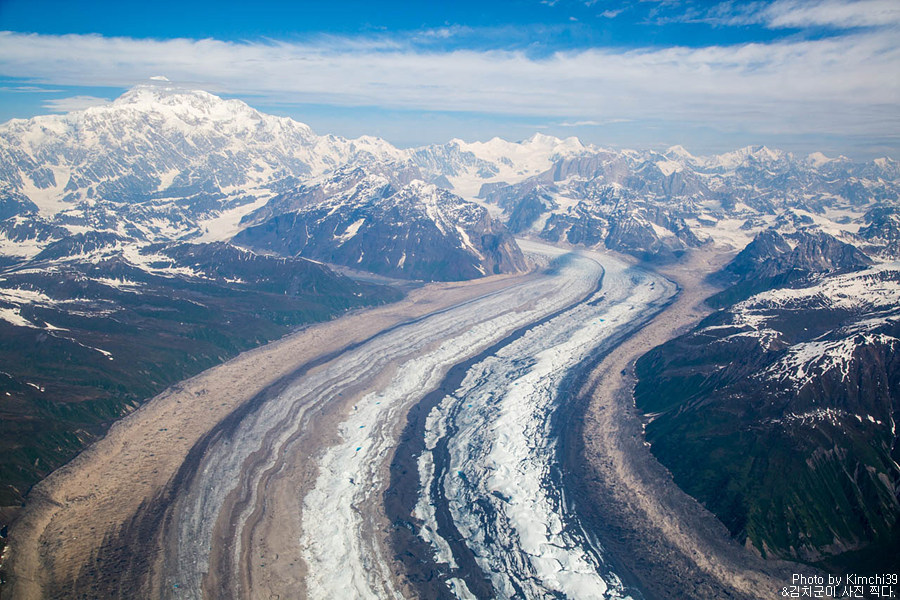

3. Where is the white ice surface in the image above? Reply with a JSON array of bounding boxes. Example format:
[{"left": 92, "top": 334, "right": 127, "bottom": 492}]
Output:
[
  {"left": 299, "top": 247, "right": 610, "bottom": 600},
  {"left": 419, "top": 250, "right": 674, "bottom": 599},
  {"left": 163, "top": 241, "right": 626, "bottom": 600}
]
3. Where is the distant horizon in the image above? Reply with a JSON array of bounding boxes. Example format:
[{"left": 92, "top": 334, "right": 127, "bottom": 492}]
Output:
[
  {"left": 2, "top": 81, "right": 895, "bottom": 163},
  {"left": 1, "top": 0, "right": 898, "bottom": 160}
]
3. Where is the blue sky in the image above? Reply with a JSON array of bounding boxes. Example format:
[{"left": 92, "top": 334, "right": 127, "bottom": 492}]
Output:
[{"left": 0, "top": 0, "right": 898, "bottom": 158}]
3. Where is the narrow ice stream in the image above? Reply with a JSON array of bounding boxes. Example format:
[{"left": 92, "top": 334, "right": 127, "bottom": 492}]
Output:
[{"left": 417, "top": 252, "right": 673, "bottom": 599}]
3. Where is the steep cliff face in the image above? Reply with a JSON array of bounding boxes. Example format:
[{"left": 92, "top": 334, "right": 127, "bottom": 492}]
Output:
[
  {"left": 708, "top": 229, "right": 874, "bottom": 306},
  {"left": 719, "top": 229, "right": 872, "bottom": 284},
  {"left": 234, "top": 170, "right": 527, "bottom": 281},
  {"left": 859, "top": 206, "right": 900, "bottom": 258},
  {"left": 634, "top": 265, "right": 900, "bottom": 570}
]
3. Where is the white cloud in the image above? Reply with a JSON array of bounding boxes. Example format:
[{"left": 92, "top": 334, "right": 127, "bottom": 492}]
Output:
[
  {"left": 560, "top": 120, "right": 604, "bottom": 126},
  {"left": 763, "top": 0, "right": 900, "bottom": 29},
  {"left": 559, "top": 119, "right": 633, "bottom": 126},
  {"left": 0, "top": 30, "right": 897, "bottom": 141},
  {"left": 706, "top": 0, "right": 900, "bottom": 29},
  {"left": 0, "top": 85, "right": 63, "bottom": 93},
  {"left": 42, "top": 95, "right": 111, "bottom": 112}
]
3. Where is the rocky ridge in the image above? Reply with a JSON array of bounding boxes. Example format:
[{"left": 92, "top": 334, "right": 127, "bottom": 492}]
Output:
[
  {"left": 634, "top": 250, "right": 900, "bottom": 572},
  {"left": 234, "top": 165, "right": 527, "bottom": 280}
]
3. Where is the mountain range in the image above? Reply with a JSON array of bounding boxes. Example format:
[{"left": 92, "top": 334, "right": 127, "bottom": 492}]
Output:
[
  {"left": 635, "top": 244, "right": 900, "bottom": 571},
  {"left": 5, "top": 84, "right": 898, "bottom": 271},
  {"left": 0, "top": 83, "right": 898, "bottom": 573}
]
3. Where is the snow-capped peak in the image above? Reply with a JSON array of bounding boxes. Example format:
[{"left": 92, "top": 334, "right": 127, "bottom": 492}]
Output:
[
  {"left": 807, "top": 151, "right": 833, "bottom": 167},
  {"left": 665, "top": 144, "right": 695, "bottom": 160},
  {"left": 704, "top": 144, "right": 790, "bottom": 171},
  {"left": 109, "top": 85, "right": 316, "bottom": 139},
  {"left": 0, "top": 84, "right": 411, "bottom": 224},
  {"left": 524, "top": 132, "right": 582, "bottom": 148}
]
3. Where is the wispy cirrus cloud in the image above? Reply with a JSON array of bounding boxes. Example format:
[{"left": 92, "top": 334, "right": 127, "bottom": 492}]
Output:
[
  {"left": 559, "top": 119, "right": 632, "bottom": 126},
  {"left": 0, "top": 29, "right": 896, "bottom": 144},
  {"left": 42, "top": 95, "right": 111, "bottom": 112},
  {"left": 0, "top": 85, "right": 63, "bottom": 93},
  {"left": 763, "top": 0, "right": 900, "bottom": 28},
  {"left": 690, "top": 0, "right": 900, "bottom": 29},
  {"left": 560, "top": 120, "right": 604, "bottom": 127}
]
